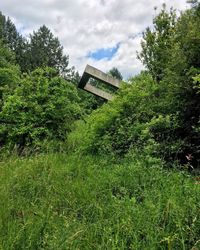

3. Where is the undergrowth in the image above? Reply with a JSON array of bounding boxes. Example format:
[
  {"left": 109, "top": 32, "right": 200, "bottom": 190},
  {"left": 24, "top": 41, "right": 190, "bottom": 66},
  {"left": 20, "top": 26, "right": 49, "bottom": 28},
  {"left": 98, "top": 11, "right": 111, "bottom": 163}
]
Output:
[{"left": 0, "top": 153, "right": 200, "bottom": 249}]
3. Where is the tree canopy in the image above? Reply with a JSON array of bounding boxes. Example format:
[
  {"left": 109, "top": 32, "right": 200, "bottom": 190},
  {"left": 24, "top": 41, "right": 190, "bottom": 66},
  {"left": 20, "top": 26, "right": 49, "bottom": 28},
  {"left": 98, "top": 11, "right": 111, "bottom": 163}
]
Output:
[{"left": 27, "top": 25, "right": 71, "bottom": 76}]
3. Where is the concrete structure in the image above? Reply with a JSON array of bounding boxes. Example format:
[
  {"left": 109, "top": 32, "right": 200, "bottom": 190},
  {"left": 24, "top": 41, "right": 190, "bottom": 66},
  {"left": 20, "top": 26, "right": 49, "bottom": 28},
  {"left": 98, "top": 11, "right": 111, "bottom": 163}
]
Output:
[{"left": 78, "top": 65, "right": 121, "bottom": 101}]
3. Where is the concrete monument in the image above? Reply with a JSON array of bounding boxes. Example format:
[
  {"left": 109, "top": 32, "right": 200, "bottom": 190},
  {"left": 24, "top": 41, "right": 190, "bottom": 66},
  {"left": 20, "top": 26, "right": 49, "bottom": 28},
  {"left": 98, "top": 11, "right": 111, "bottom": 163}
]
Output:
[{"left": 78, "top": 65, "right": 121, "bottom": 101}]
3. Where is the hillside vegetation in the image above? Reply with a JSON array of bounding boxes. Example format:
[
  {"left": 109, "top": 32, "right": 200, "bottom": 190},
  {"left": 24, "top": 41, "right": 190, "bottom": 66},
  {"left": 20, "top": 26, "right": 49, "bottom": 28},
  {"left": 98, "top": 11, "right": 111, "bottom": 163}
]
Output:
[
  {"left": 0, "top": 2, "right": 200, "bottom": 249},
  {"left": 0, "top": 154, "right": 200, "bottom": 249}
]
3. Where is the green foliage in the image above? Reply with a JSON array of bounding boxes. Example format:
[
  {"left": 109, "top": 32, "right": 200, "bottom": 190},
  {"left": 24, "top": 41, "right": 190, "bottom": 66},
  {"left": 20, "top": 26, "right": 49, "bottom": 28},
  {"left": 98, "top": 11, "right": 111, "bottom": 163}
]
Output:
[
  {"left": 0, "top": 153, "right": 200, "bottom": 249},
  {"left": 192, "top": 74, "right": 200, "bottom": 144},
  {"left": 108, "top": 67, "right": 123, "bottom": 81},
  {"left": 135, "top": 4, "right": 200, "bottom": 166},
  {"left": 1, "top": 5, "right": 200, "bottom": 250},
  {"left": 26, "top": 25, "right": 71, "bottom": 76},
  {"left": 0, "top": 12, "right": 27, "bottom": 71},
  {"left": 193, "top": 74, "right": 200, "bottom": 92},
  {"left": 138, "top": 5, "right": 177, "bottom": 82},
  {"left": 69, "top": 72, "right": 181, "bottom": 161},
  {"left": 163, "top": 6, "right": 200, "bottom": 164},
  {"left": 0, "top": 40, "right": 20, "bottom": 110},
  {"left": 0, "top": 68, "right": 81, "bottom": 151},
  {"left": 0, "top": 12, "right": 21, "bottom": 50},
  {"left": 0, "top": 12, "right": 74, "bottom": 79},
  {"left": 0, "top": 39, "right": 15, "bottom": 67}
]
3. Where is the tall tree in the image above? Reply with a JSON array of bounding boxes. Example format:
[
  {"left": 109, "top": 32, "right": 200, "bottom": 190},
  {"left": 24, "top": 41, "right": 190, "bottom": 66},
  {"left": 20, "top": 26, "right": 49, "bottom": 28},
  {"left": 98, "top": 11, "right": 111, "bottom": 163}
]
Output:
[
  {"left": 0, "top": 12, "right": 27, "bottom": 71},
  {"left": 108, "top": 67, "right": 123, "bottom": 81},
  {"left": 137, "top": 5, "right": 177, "bottom": 82},
  {"left": 136, "top": 3, "right": 200, "bottom": 164},
  {"left": 165, "top": 4, "right": 200, "bottom": 161},
  {"left": 28, "top": 25, "right": 71, "bottom": 77}
]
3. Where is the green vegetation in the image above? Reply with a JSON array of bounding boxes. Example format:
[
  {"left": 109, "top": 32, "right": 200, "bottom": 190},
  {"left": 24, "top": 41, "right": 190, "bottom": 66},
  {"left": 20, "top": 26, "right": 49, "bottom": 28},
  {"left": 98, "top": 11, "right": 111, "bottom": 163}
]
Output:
[
  {"left": 0, "top": 2, "right": 200, "bottom": 249},
  {"left": 1, "top": 153, "right": 200, "bottom": 249},
  {"left": 0, "top": 67, "right": 81, "bottom": 151}
]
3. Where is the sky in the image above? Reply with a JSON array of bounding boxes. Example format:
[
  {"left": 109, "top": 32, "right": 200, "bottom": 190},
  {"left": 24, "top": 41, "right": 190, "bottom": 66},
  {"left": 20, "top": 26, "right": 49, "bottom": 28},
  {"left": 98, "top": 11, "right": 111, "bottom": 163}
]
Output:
[{"left": 0, "top": 0, "right": 189, "bottom": 79}]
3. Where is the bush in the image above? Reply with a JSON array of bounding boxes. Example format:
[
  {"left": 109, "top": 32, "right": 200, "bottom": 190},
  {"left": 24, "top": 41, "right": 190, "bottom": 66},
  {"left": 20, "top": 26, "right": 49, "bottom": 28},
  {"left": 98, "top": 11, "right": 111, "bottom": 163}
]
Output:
[
  {"left": 0, "top": 67, "right": 81, "bottom": 151},
  {"left": 69, "top": 72, "right": 182, "bottom": 162},
  {"left": 0, "top": 40, "right": 20, "bottom": 110}
]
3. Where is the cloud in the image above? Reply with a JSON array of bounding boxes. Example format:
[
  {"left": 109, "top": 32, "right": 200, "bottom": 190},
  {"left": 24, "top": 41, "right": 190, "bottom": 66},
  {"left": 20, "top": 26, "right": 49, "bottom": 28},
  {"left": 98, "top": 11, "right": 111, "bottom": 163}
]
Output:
[{"left": 0, "top": 0, "right": 188, "bottom": 79}]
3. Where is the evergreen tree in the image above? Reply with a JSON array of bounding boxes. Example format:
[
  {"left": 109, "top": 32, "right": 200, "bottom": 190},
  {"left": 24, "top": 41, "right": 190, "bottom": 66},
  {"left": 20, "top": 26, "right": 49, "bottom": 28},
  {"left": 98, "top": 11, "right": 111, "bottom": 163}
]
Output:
[
  {"left": 108, "top": 67, "right": 123, "bottom": 80},
  {"left": 28, "top": 25, "right": 71, "bottom": 76},
  {"left": 0, "top": 12, "right": 27, "bottom": 71}
]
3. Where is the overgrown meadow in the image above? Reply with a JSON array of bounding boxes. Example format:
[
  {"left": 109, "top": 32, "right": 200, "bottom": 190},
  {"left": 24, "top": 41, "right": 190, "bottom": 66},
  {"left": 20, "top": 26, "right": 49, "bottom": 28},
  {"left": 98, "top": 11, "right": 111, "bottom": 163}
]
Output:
[{"left": 0, "top": 2, "right": 200, "bottom": 249}]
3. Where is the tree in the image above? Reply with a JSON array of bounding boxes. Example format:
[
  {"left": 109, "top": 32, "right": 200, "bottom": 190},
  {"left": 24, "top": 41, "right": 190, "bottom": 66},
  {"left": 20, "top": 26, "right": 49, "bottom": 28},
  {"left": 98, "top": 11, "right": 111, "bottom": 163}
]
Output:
[
  {"left": 0, "top": 12, "right": 18, "bottom": 50},
  {"left": 108, "top": 67, "right": 123, "bottom": 81},
  {"left": 138, "top": 4, "right": 200, "bottom": 164},
  {"left": 27, "top": 25, "right": 71, "bottom": 77},
  {"left": 137, "top": 5, "right": 177, "bottom": 82},
  {"left": 0, "top": 13, "right": 73, "bottom": 76},
  {"left": 164, "top": 5, "right": 200, "bottom": 163},
  {"left": 0, "top": 12, "right": 27, "bottom": 71}
]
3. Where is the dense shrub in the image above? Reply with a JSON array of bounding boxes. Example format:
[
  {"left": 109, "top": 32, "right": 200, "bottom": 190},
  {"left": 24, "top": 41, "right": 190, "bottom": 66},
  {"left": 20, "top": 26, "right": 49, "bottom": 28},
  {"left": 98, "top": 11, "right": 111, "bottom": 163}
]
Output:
[
  {"left": 0, "top": 40, "right": 20, "bottom": 110},
  {"left": 0, "top": 67, "right": 81, "bottom": 151},
  {"left": 69, "top": 72, "right": 182, "bottom": 162}
]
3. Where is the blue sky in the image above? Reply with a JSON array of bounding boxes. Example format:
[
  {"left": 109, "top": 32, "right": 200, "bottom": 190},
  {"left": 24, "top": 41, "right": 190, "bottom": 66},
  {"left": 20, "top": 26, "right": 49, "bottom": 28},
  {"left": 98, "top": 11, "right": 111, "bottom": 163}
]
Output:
[{"left": 87, "top": 43, "right": 120, "bottom": 61}]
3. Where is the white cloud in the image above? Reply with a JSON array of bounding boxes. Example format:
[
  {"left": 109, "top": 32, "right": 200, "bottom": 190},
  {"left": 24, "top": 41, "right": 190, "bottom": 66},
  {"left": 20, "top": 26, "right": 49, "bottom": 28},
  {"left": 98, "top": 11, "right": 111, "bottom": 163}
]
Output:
[{"left": 0, "top": 0, "right": 188, "bottom": 79}]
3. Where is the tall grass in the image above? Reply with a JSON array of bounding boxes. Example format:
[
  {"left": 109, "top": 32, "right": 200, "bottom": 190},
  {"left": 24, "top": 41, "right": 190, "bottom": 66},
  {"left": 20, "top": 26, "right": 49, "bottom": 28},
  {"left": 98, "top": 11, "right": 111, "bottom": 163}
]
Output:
[{"left": 0, "top": 153, "right": 200, "bottom": 249}]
